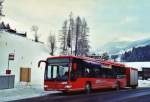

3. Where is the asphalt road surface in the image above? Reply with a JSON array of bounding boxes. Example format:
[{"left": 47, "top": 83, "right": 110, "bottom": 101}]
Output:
[{"left": 11, "top": 88, "right": 150, "bottom": 102}]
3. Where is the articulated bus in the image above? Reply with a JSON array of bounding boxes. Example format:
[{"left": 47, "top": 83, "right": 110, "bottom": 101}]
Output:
[{"left": 38, "top": 56, "right": 138, "bottom": 93}]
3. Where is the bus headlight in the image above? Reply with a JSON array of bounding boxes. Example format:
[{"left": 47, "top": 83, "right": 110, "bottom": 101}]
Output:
[
  {"left": 44, "top": 85, "right": 48, "bottom": 88},
  {"left": 61, "top": 82, "right": 68, "bottom": 85},
  {"left": 65, "top": 85, "right": 72, "bottom": 89}
]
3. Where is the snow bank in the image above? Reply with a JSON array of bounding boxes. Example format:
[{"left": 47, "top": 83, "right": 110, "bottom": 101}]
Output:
[
  {"left": 138, "top": 80, "right": 150, "bottom": 87},
  {"left": 0, "top": 86, "right": 59, "bottom": 102}
]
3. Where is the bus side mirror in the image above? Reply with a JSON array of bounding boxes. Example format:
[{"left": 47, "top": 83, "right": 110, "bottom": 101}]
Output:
[{"left": 38, "top": 60, "right": 47, "bottom": 68}]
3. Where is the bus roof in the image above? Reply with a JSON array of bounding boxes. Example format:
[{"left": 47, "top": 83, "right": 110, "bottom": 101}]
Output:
[
  {"left": 47, "top": 56, "right": 100, "bottom": 61},
  {"left": 101, "top": 60, "right": 125, "bottom": 67},
  {"left": 47, "top": 56, "right": 125, "bottom": 67}
]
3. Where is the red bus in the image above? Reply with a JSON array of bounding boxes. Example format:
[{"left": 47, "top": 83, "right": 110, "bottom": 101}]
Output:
[{"left": 38, "top": 56, "right": 138, "bottom": 93}]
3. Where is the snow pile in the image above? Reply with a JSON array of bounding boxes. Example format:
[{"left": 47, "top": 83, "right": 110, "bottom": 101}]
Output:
[
  {"left": 138, "top": 80, "right": 150, "bottom": 87},
  {"left": 0, "top": 86, "right": 59, "bottom": 102},
  {"left": 0, "top": 31, "right": 50, "bottom": 86}
]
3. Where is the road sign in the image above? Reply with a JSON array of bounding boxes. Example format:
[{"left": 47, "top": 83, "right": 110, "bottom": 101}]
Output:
[
  {"left": 7, "top": 53, "right": 15, "bottom": 74},
  {"left": 9, "top": 53, "right": 15, "bottom": 60}
]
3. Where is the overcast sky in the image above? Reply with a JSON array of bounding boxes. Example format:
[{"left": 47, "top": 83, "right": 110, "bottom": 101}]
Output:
[{"left": 2, "top": 0, "right": 150, "bottom": 49}]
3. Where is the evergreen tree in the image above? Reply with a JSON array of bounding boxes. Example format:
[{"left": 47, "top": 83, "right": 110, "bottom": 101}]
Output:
[
  {"left": 101, "top": 52, "right": 109, "bottom": 60},
  {"left": 6, "top": 23, "right": 10, "bottom": 29},
  {"left": 121, "top": 45, "right": 150, "bottom": 62},
  {"left": 111, "top": 55, "right": 118, "bottom": 61}
]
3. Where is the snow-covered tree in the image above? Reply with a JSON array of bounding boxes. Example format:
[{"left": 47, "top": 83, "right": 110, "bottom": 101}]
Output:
[
  {"left": 77, "top": 18, "right": 90, "bottom": 56},
  {"left": 59, "top": 13, "right": 90, "bottom": 56},
  {"left": 31, "top": 25, "right": 39, "bottom": 42},
  {"left": 59, "top": 20, "right": 68, "bottom": 55},
  {"left": 67, "top": 12, "right": 75, "bottom": 55},
  {"left": 48, "top": 34, "right": 56, "bottom": 56},
  {"left": 75, "top": 16, "right": 82, "bottom": 56}
]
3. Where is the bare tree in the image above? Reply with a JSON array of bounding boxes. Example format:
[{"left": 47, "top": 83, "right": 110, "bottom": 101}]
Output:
[
  {"left": 67, "top": 12, "right": 75, "bottom": 55},
  {"left": 75, "top": 16, "right": 82, "bottom": 56},
  {"left": 48, "top": 34, "right": 56, "bottom": 56},
  {"left": 78, "top": 18, "right": 90, "bottom": 56},
  {"left": 59, "top": 13, "right": 90, "bottom": 56},
  {"left": 59, "top": 20, "right": 68, "bottom": 55},
  {"left": 31, "top": 25, "right": 39, "bottom": 42}
]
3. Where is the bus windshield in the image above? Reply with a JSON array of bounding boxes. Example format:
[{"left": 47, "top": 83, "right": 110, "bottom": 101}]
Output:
[{"left": 45, "top": 58, "right": 70, "bottom": 81}]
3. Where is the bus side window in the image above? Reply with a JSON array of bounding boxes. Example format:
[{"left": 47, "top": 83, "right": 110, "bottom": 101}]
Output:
[
  {"left": 92, "top": 65, "right": 101, "bottom": 78},
  {"left": 76, "top": 62, "right": 84, "bottom": 78},
  {"left": 112, "top": 66, "right": 125, "bottom": 76},
  {"left": 84, "top": 62, "right": 94, "bottom": 78},
  {"left": 99, "top": 68, "right": 103, "bottom": 78},
  {"left": 94, "top": 68, "right": 100, "bottom": 78},
  {"left": 85, "top": 67, "right": 90, "bottom": 77},
  {"left": 101, "top": 68, "right": 106, "bottom": 78}
]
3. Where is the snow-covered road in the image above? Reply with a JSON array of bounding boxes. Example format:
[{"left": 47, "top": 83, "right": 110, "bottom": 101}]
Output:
[{"left": 0, "top": 80, "right": 149, "bottom": 102}]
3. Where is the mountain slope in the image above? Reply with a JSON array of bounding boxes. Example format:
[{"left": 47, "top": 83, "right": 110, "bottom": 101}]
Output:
[
  {"left": 99, "top": 38, "right": 150, "bottom": 55},
  {"left": 99, "top": 41, "right": 130, "bottom": 54}
]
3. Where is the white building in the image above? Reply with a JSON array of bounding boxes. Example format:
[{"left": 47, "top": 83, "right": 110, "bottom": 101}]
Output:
[{"left": 0, "top": 31, "right": 49, "bottom": 87}]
